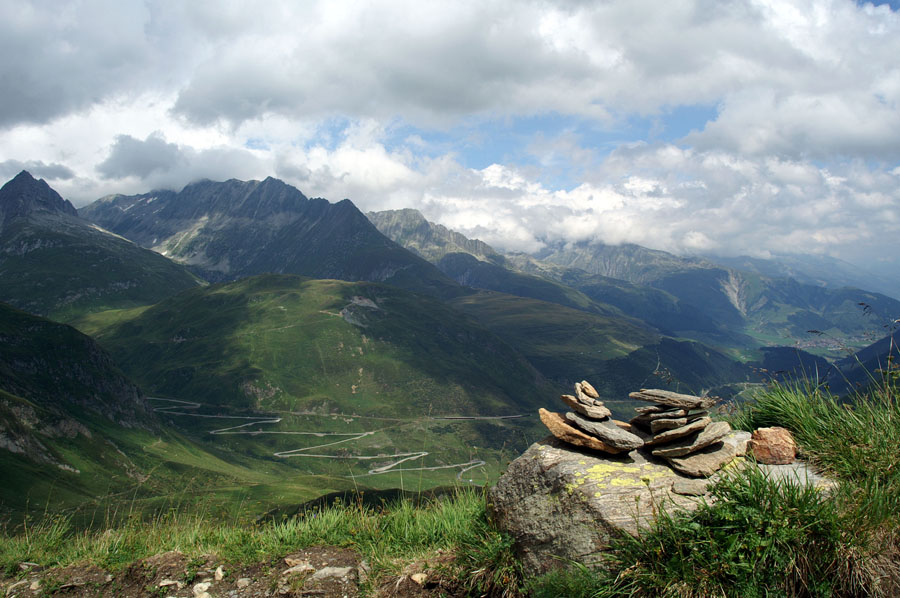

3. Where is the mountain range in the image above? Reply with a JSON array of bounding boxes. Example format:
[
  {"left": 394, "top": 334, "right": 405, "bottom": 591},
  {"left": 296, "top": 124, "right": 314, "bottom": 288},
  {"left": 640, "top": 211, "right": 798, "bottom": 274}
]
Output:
[
  {"left": 367, "top": 207, "right": 900, "bottom": 362},
  {"left": 3, "top": 170, "right": 898, "bottom": 523},
  {"left": 80, "top": 178, "right": 460, "bottom": 299}
]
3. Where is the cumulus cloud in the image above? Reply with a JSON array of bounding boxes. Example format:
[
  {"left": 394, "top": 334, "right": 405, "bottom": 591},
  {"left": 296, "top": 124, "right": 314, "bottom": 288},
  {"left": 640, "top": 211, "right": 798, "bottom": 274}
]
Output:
[
  {"left": 266, "top": 125, "right": 899, "bottom": 266},
  {"left": 1, "top": 0, "right": 899, "bottom": 271}
]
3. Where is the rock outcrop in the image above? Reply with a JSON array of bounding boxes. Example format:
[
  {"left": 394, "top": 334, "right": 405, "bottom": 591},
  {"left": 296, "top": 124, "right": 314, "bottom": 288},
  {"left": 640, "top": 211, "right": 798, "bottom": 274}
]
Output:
[{"left": 488, "top": 437, "right": 730, "bottom": 572}]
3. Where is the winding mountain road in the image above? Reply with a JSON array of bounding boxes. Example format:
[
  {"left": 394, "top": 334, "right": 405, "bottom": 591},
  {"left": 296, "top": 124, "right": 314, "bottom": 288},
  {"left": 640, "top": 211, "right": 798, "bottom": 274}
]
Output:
[{"left": 149, "top": 397, "right": 512, "bottom": 480}]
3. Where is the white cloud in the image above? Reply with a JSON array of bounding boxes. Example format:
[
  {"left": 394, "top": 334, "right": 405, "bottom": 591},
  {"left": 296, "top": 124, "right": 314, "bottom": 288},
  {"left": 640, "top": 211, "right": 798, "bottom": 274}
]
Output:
[{"left": 0, "top": 0, "right": 898, "bottom": 270}]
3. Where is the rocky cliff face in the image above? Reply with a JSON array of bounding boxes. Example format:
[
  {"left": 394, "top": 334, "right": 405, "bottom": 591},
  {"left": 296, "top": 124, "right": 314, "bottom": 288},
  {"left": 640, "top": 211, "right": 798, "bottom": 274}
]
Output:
[{"left": 368, "top": 208, "right": 503, "bottom": 264}]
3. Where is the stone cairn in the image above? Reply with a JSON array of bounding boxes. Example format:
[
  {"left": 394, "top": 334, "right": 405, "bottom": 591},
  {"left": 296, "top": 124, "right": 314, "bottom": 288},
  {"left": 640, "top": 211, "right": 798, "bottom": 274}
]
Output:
[
  {"left": 538, "top": 380, "right": 644, "bottom": 454},
  {"left": 629, "top": 389, "right": 735, "bottom": 477},
  {"left": 538, "top": 384, "right": 738, "bottom": 477}
]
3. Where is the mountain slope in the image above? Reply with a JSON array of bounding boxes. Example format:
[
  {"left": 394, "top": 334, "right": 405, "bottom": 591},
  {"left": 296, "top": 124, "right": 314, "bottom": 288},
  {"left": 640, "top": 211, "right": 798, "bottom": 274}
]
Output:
[
  {"left": 826, "top": 331, "right": 900, "bottom": 393},
  {"left": 0, "top": 171, "right": 202, "bottom": 321},
  {"left": 0, "top": 301, "right": 375, "bottom": 523},
  {"left": 710, "top": 253, "right": 900, "bottom": 301},
  {"left": 80, "top": 178, "right": 461, "bottom": 298},
  {"left": 447, "top": 291, "right": 755, "bottom": 412},
  {"left": 0, "top": 301, "right": 155, "bottom": 516},
  {"left": 368, "top": 208, "right": 504, "bottom": 264},
  {"left": 532, "top": 240, "right": 900, "bottom": 355},
  {"left": 369, "top": 209, "right": 723, "bottom": 336},
  {"left": 83, "top": 274, "right": 549, "bottom": 417}
]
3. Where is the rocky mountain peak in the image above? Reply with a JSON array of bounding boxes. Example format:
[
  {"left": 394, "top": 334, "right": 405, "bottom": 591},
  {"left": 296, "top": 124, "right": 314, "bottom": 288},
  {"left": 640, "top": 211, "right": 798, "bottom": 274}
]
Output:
[{"left": 0, "top": 170, "right": 78, "bottom": 229}]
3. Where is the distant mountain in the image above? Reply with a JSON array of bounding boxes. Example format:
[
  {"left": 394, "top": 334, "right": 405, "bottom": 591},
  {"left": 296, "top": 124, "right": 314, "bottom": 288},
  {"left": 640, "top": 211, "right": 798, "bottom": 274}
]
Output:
[
  {"left": 0, "top": 171, "right": 202, "bottom": 321},
  {"left": 369, "top": 209, "right": 727, "bottom": 338},
  {"left": 708, "top": 253, "right": 900, "bottom": 301},
  {"left": 532, "top": 240, "right": 900, "bottom": 356},
  {"left": 368, "top": 208, "right": 504, "bottom": 264},
  {"left": 534, "top": 240, "right": 713, "bottom": 285},
  {"left": 81, "top": 178, "right": 461, "bottom": 298}
]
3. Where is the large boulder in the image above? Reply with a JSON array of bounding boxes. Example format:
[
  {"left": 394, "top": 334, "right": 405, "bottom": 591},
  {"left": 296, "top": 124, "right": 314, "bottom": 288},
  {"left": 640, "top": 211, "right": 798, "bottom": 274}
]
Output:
[{"left": 488, "top": 436, "right": 712, "bottom": 573}]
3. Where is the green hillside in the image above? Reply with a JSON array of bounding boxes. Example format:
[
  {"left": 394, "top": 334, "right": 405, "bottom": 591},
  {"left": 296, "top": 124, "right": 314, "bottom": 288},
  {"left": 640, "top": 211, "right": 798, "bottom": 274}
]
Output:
[
  {"left": 447, "top": 292, "right": 755, "bottom": 415},
  {"left": 72, "top": 275, "right": 549, "bottom": 495},
  {"left": 0, "top": 172, "right": 202, "bottom": 322},
  {"left": 437, "top": 252, "right": 625, "bottom": 316},
  {"left": 0, "top": 302, "right": 349, "bottom": 525},
  {"left": 81, "top": 274, "right": 547, "bottom": 416}
]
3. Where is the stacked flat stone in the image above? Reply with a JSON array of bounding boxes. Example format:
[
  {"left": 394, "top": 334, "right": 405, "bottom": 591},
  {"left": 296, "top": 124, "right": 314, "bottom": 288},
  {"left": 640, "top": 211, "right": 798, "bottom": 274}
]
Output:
[
  {"left": 629, "top": 389, "right": 735, "bottom": 477},
  {"left": 539, "top": 380, "right": 644, "bottom": 454}
]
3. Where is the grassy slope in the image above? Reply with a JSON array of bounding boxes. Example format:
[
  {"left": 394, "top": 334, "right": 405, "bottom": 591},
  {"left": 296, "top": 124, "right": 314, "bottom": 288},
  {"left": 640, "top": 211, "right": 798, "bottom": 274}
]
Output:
[
  {"left": 0, "top": 302, "right": 354, "bottom": 526},
  {"left": 0, "top": 215, "right": 202, "bottom": 322},
  {"left": 448, "top": 291, "right": 755, "bottom": 414},
  {"left": 81, "top": 274, "right": 548, "bottom": 416},
  {"left": 71, "top": 274, "right": 549, "bottom": 497},
  {"left": 7, "top": 383, "right": 897, "bottom": 597}
]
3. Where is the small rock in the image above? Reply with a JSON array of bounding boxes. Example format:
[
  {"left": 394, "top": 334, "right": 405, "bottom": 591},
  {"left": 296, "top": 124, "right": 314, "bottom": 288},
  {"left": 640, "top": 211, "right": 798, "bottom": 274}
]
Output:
[
  {"left": 630, "top": 409, "right": 690, "bottom": 428},
  {"left": 564, "top": 411, "right": 644, "bottom": 450},
  {"left": 310, "top": 566, "right": 355, "bottom": 581},
  {"left": 539, "top": 409, "right": 624, "bottom": 454},
  {"left": 630, "top": 389, "right": 717, "bottom": 410},
  {"left": 30, "top": 580, "right": 41, "bottom": 591},
  {"left": 652, "top": 421, "right": 730, "bottom": 457},
  {"left": 284, "top": 557, "right": 312, "bottom": 567},
  {"left": 560, "top": 394, "right": 611, "bottom": 419},
  {"left": 411, "top": 573, "right": 428, "bottom": 585},
  {"left": 647, "top": 417, "right": 712, "bottom": 446},
  {"left": 215, "top": 565, "right": 224, "bottom": 581},
  {"left": 650, "top": 417, "right": 690, "bottom": 433},
  {"left": 672, "top": 478, "right": 711, "bottom": 496},
  {"left": 159, "top": 579, "right": 184, "bottom": 589},
  {"left": 283, "top": 563, "right": 316, "bottom": 576},
  {"left": 192, "top": 582, "right": 211, "bottom": 598},
  {"left": 750, "top": 427, "right": 797, "bottom": 465},
  {"left": 357, "top": 559, "right": 371, "bottom": 585},
  {"left": 236, "top": 577, "right": 252, "bottom": 588},
  {"left": 665, "top": 441, "right": 738, "bottom": 477},
  {"left": 578, "top": 380, "right": 601, "bottom": 399},
  {"left": 634, "top": 404, "right": 672, "bottom": 414},
  {"left": 574, "top": 386, "right": 604, "bottom": 408},
  {"left": 725, "top": 430, "right": 752, "bottom": 456}
]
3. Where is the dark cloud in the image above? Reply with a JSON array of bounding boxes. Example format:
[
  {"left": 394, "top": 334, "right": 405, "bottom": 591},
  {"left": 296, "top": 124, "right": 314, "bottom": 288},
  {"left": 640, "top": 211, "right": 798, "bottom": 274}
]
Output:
[
  {"left": 0, "top": 3, "right": 165, "bottom": 128},
  {"left": 0, "top": 159, "right": 75, "bottom": 181},
  {"left": 96, "top": 132, "right": 263, "bottom": 191},
  {"left": 98, "top": 133, "right": 184, "bottom": 179}
]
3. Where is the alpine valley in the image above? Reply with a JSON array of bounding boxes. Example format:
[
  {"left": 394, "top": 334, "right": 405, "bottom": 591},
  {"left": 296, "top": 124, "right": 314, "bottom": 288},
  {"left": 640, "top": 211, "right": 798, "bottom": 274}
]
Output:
[{"left": 2, "top": 171, "right": 898, "bottom": 524}]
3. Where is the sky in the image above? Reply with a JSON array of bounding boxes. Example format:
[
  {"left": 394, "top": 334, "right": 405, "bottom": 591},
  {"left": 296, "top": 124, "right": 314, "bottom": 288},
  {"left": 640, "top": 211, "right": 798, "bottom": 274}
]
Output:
[{"left": 1, "top": 0, "right": 899, "bottom": 273}]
